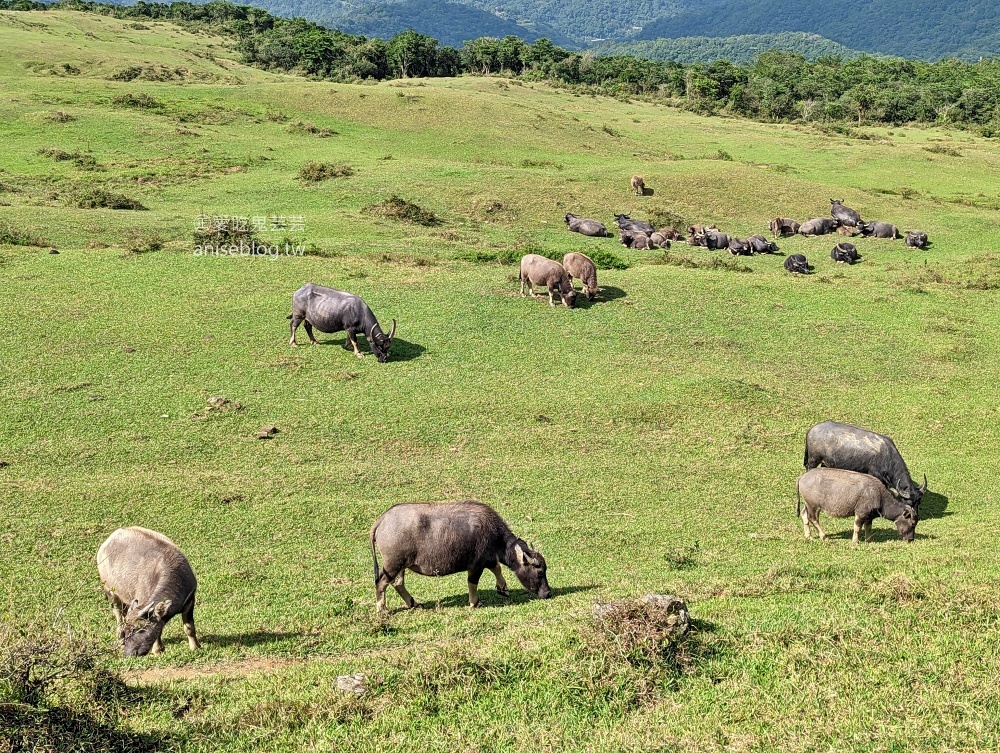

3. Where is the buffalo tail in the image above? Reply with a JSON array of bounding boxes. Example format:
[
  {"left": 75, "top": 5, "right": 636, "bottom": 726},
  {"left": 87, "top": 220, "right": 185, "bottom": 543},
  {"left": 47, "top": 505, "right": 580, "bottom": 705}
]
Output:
[
  {"left": 796, "top": 479, "right": 802, "bottom": 518},
  {"left": 370, "top": 524, "right": 380, "bottom": 585}
]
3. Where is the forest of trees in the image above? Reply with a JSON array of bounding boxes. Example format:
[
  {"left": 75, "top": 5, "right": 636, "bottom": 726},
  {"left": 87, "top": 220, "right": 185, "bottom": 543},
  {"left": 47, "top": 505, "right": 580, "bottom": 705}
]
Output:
[
  {"left": 592, "top": 33, "right": 859, "bottom": 66},
  {"left": 7, "top": 0, "right": 1000, "bottom": 135}
]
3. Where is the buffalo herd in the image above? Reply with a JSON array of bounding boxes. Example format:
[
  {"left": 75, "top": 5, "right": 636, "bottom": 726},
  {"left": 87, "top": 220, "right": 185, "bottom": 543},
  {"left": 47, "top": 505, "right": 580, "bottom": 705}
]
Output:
[{"left": 89, "top": 183, "right": 937, "bottom": 656}]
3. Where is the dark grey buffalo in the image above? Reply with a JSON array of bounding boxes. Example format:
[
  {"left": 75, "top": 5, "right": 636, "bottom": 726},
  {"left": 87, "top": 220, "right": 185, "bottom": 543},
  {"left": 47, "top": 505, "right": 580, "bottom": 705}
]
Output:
[
  {"left": 831, "top": 242, "right": 860, "bottom": 264},
  {"left": 562, "top": 252, "right": 598, "bottom": 300},
  {"left": 769, "top": 217, "right": 800, "bottom": 237},
  {"left": 370, "top": 500, "right": 551, "bottom": 612},
  {"left": 799, "top": 217, "right": 840, "bottom": 236},
  {"left": 905, "top": 230, "right": 929, "bottom": 248},
  {"left": 702, "top": 230, "right": 731, "bottom": 250},
  {"left": 830, "top": 199, "right": 862, "bottom": 227},
  {"left": 289, "top": 283, "right": 396, "bottom": 361},
  {"left": 97, "top": 527, "right": 201, "bottom": 657},
  {"left": 859, "top": 221, "right": 900, "bottom": 239},
  {"left": 565, "top": 213, "right": 609, "bottom": 238},
  {"left": 784, "top": 254, "right": 810, "bottom": 274},
  {"left": 797, "top": 468, "right": 918, "bottom": 544},
  {"left": 728, "top": 237, "right": 752, "bottom": 256},
  {"left": 614, "top": 214, "right": 655, "bottom": 235},
  {"left": 748, "top": 234, "right": 779, "bottom": 254},
  {"left": 520, "top": 254, "right": 576, "bottom": 308},
  {"left": 804, "top": 420, "right": 927, "bottom": 506}
]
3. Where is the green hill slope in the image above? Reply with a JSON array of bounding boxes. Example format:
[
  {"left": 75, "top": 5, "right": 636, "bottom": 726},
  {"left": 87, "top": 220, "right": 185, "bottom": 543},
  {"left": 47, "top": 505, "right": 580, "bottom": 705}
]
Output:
[{"left": 3, "top": 10, "right": 1000, "bottom": 752}]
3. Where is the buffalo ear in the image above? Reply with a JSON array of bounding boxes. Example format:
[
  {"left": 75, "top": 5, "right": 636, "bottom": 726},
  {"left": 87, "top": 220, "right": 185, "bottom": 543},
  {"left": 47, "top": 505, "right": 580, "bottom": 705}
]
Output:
[{"left": 153, "top": 600, "right": 172, "bottom": 620}]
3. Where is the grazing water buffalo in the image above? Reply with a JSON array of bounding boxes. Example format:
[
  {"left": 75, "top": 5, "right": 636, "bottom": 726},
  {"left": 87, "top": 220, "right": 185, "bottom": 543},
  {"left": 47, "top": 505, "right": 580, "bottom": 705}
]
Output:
[
  {"left": 769, "top": 217, "right": 800, "bottom": 237},
  {"left": 784, "top": 254, "right": 810, "bottom": 274},
  {"left": 97, "top": 527, "right": 201, "bottom": 657},
  {"left": 860, "top": 221, "right": 900, "bottom": 239},
  {"left": 830, "top": 199, "right": 862, "bottom": 227},
  {"left": 631, "top": 175, "right": 645, "bottom": 195},
  {"left": 562, "top": 252, "right": 598, "bottom": 300},
  {"left": 702, "top": 230, "right": 731, "bottom": 250},
  {"left": 728, "top": 237, "right": 752, "bottom": 256},
  {"left": 799, "top": 217, "right": 840, "bottom": 236},
  {"left": 905, "top": 230, "right": 929, "bottom": 248},
  {"left": 289, "top": 283, "right": 396, "bottom": 361},
  {"left": 748, "top": 234, "right": 779, "bottom": 254},
  {"left": 614, "top": 214, "right": 655, "bottom": 235},
  {"left": 565, "top": 213, "right": 609, "bottom": 238},
  {"left": 804, "top": 420, "right": 927, "bottom": 506},
  {"left": 520, "top": 254, "right": 576, "bottom": 308},
  {"left": 831, "top": 242, "right": 860, "bottom": 264},
  {"left": 370, "top": 500, "right": 551, "bottom": 612},
  {"left": 797, "top": 468, "right": 918, "bottom": 544}
]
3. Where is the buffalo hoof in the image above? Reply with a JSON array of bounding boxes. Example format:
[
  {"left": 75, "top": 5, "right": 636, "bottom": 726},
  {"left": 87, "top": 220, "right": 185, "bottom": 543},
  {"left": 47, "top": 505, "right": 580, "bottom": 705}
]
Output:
[
  {"left": 289, "top": 342, "right": 297, "bottom": 348},
  {"left": 497, "top": 587, "right": 510, "bottom": 599}
]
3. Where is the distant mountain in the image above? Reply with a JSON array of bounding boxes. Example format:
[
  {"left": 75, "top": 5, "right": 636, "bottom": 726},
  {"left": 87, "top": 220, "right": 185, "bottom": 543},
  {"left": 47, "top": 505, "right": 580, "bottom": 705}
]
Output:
[
  {"left": 327, "top": 0, "right": 578, "bottom": 48},
  {"left": 593, "top": 32, "right": 860, "bottom": 64},
  {"left": 638, "top": 0, "right": 1000, "bottom": 60}
]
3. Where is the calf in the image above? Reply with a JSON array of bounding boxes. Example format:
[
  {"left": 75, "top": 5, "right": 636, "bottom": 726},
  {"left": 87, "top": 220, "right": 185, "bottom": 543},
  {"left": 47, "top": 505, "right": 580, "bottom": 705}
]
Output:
[
  {"left": 97, "top": 527, "right": 201, "bottom": 657},
  {"left": 371, "top": 500, "right": 551, "bottom": 612},
  {"left": 620, "top": 230, "right": 654, "bottom": 249},
  {"left": 905, "top": 230, "right": 929, "bottom": 248},
  {"left": 797, "top": 468, "right": 918, "bottom": 544},
  {"left": 649, "top": 231, "right": 671, "bottom": 249},
  {"left": 520, "top": 254, "right": 576, "bottom": 308},
  {"left": 769, "top": 217, "right": 800, "bottom": 237},
  {"left": 630, "top": 175, "right": 645, "bottom": 195},
  {"left": 562, "top": 252, "right": 599, "bottom": 300}
]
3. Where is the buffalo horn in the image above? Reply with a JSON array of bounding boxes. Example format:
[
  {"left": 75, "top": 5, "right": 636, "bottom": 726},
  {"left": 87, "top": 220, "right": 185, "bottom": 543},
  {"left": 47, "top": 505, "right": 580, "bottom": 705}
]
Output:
[
  {"left": 919, "top": 474, "right": 928, "bottom": 494},
  {"left": 388, "top": 318, "right": 397, "bottom": 340}
]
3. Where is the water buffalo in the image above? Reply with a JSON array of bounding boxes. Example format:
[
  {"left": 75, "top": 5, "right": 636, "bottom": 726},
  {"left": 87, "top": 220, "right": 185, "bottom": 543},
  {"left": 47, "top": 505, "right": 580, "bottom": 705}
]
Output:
[
  {"left": 614, "top": 214, "right": 655, "bottom": 235},
  {"left": 564, "top": 213, "right": 609, "bottom": 238},
  {"left": 748, "top": 234, "right": 779, "bottom": 254},
  {"left": 631, "top": 175, "right": 645, "bottom": 195},
  {"left": 799, "top": 217, "right": 840, "bottom": 236},
  {"left": 831, "top": 242, "right": 860, "bottom": 264},
  {"left": 728, "top": 237, "right": 752, "bottom": 256},
  {"left": 859, "top": 221, "right": 900, "bottom": 239},
  {"left": 804, "top": 420, "right": 927, "bottom": 506},
  {"left": 830, "top": 199, "right": 862, "bottom": 227},
  {"left": 619, "top": 230, "right": 654, "bottom": 250},
  {"left": 657, "top": 227, "right": 683, "bottom": 241},
  {"left": 520, "top": 254, "right": 576, "bottom": 308},
  {"left": 905, "top": 230, "right": 929, "bottom": 248},
  {"left": 370, "top": 500, "right": 551, "bottom": 612},
  {"left": 649, "top": 232, "right": 671, "bottom": 249},
  {"left": 289, "top": 283, "right": 396, "bottom": 362},
  {"left": 562, "top": 252, "right": 598, "bottom": 300},
  {"left": 702, "top": 230, "right": 731, "bottom": 250},
  {"left": 784, "top": 254, "right": 810, "bottom": 274},
  {"left": 797, "top": 468, "right": 918, "bottom": 544},
  {"left": 836, "top": 225, "right": 857, "bottom": 237},
  {"left": 769, "top": 217, "right": 800, "bottom": 237},
  {"left": 97, "top": 527, "right": 201, "bottom": 657}
]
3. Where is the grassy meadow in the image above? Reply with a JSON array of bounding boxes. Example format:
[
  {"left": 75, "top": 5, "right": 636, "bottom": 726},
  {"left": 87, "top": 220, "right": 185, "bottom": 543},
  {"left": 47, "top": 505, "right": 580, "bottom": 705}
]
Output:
[{"left": 1, "top": 10, "right": 1000, "bottom": 752}]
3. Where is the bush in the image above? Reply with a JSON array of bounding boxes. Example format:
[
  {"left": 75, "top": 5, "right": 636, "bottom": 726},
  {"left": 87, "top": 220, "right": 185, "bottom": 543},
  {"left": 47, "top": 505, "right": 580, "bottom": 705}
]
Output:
[
  {"left": 108, "top": 66, "right": 142, "bottom": 82},
  {"left": 365, "top": 195, "right": 440, "bottom": 226},
  {"left": 75, "top": 190, "right": 147, "bottom": 210},
  {"left": 111, "top": 92, "right": 162, "bottom": 109},
  {"left": 586, "top": 248, "right": 628, "bottom": 270},
  {"left": 286, "top": 120, "right": 336, "bottom": 137},
  {"left": 122, "top": 228, "right": 164, "bottom": 254},
  {"left": 298, "top": 162, "right": 354, "bottom": 181},
  {"left": 0, "top": 221, "right": 46, "bottom": 246}
]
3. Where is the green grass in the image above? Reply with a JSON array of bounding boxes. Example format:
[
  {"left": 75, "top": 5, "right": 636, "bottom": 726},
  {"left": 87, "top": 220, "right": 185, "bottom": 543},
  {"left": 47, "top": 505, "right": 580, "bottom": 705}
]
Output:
[{"left": 2, "top": 11, "right": 1000, "bottom": 752}]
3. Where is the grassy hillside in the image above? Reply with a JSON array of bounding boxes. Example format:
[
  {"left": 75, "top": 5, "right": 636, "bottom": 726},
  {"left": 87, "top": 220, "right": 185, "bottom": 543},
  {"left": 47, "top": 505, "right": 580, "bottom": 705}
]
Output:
[{"left": 2, "top": 11, "right": 1000, "bottom": 752}]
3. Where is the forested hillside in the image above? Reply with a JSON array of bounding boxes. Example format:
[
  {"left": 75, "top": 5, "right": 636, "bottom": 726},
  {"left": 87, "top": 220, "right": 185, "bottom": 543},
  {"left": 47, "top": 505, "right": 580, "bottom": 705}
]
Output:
[
  {"left": 639, "top": 0, "right": 1000, "bottom": 60},
  {"left": 593, "top": 32, "right": 860, "bottom": 64}
]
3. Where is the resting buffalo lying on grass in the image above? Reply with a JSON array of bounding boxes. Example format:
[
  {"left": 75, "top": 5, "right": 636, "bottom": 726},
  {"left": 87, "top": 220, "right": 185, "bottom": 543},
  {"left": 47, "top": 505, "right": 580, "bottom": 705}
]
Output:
[{"left": 565, "top": 213, "right": 609, "bottom": 237}]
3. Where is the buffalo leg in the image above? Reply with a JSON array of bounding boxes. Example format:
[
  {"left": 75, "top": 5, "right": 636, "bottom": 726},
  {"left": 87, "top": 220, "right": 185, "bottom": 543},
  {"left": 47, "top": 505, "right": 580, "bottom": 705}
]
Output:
[
  {"left": 151, "top": 636, "right": 165, "bottom": 655},
  {"left": 852, "top": 520, "right": 862, "bottom": 545},
  {"left": 303, "top": 320, "right": 318, "bottom": 346},
  {"left": 800, "top": 508, "right": 811, "bottom": 539},
  {"left": 467, "top": 566, "right": 485, "bottom": 608},
  {"left": 863, "top": 520, "right": 873, "bottom": 543},
  {"left": 391, "top": 571, "right": 417, "bottom": 608},
  {"left": 547, "top": 285, "right": 556, "bottom": 307},
  {"left": 346, "top": 331, "right": 363, "bottom": 358},
  {"left": 289, "top": 315, "right": 304, "bottom": 346},
  {"left": 182, "top": 597, "right": 201, "bottom": 650},
  {"left": 375, "top": 571, "right": 392, "bottom": 613},
  {"left": 490, "top": 564, "right": 509, "bottom": 598}
]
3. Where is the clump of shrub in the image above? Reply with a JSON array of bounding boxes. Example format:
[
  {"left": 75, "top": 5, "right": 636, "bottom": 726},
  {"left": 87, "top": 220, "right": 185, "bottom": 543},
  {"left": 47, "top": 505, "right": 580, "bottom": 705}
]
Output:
[
  {"left": 74, "top": 190, "right": 147, "bottom": 211},
  {"left": 111, "top": 92, "right": 162, "bottom": 109},
  {"left": 0, "top": 221, "right": 46, "bottom": 246},
  {"left": 587, "top": 248, "right": 628, "bottom": 270},
  {"left": 298, "top": 162, "right": 354, "bottom": 182},
  {"left": 108, "top": 66, "right": 142, "bottom": 82},
  {"left": 365, "top": 195, "right": 439, "bottom": 226},
  {"left": 46, "top": 110, "right": 76, "bottom": 123},
  {"left": 286, "top": 120, "right": 336, "bottom": 137},
  {"left": 192, "top": 215, "right": 260, "bottom": 250},
  {"left": 122, "top": 228, "right": 164, "bottom": 254},
  {"left": 520, "top": 159, "right": 562, "bottom": 168},
  {"left": 923, "top": 144, "right": 963, "bottom": 157},
  {"left": 644, "top": 208, "right": 686, "bottom": 233},
  {"left": 38, "top": 147, "right": 102, "bottom": 171}
]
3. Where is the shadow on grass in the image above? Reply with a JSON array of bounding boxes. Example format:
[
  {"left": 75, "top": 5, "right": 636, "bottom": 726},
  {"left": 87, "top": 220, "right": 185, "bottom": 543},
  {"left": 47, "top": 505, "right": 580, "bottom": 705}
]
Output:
[
  {"left": 826, "top": 527, "right": 935, "bottom": 543},
  {"left": 919, "top": 490, "right": 950, "bottom": 519},
  {"left": 404, "top": 583, "right": 601, "bottom": 611},
  {"left": 201, "top": 631, "right": 305, "bottom": 650},
  {"left": 576, "top": 285, "right": 626, "bottom": 308},
  {"left": 0, "top": 705, "right": 166, "bottom": 752},
  {"left": 317, "top": 336, "right": 426, "bottom": 361}
]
